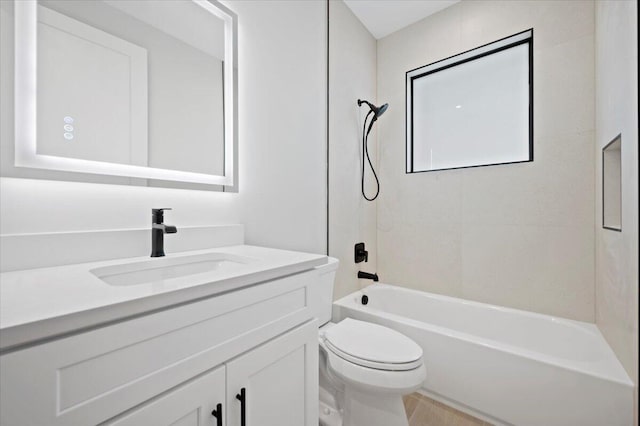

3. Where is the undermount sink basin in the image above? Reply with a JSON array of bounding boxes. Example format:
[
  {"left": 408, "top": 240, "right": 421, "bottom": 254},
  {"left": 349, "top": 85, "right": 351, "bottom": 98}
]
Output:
[{"left": 90, "top": 252, "right": 253, "bottom": 286}]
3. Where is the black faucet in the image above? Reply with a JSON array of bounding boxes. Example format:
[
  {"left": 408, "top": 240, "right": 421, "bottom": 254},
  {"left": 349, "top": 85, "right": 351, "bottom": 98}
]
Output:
[
  {"left": 354, "top": 242, "right": 368, "bottom": 263},
  {"left": 357, "top": 271, "right": 379, "bottom": 282},
  {"left": 151, "top": 208, "right": 177, "bottom": 257}
]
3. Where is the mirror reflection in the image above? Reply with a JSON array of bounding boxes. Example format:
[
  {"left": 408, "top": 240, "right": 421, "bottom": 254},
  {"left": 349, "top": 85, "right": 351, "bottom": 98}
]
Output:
[
  {"left": 2, "top": 0, "right": 235, "bottom": 188},
  {"left": 37, "top": 0, "right": 225, "bottom": 176}
]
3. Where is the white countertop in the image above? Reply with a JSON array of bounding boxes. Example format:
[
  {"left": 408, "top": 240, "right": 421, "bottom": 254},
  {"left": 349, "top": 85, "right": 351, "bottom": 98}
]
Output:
[{"left": 0, "top": 245, "right": 327, "bottom": 352}]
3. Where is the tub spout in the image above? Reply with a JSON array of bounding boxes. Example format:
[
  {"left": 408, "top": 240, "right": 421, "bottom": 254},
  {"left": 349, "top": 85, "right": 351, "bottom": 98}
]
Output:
[{"left": 357, "top": 271, "right": 379, "bottom": 282}]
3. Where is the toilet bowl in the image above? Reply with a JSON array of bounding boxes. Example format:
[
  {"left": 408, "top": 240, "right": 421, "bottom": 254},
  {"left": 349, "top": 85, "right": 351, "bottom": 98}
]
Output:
[
  {"left": 312, "top": 259, "right": 426, "bottom": 426},
  {"left": 319, "top": 319, "right": 426, "bottom": 426}
]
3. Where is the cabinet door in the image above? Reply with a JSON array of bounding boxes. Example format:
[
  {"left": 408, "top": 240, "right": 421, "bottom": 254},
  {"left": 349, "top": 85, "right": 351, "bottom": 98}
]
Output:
[
  {"left": 105, "top": 365, "right": 226, "bottom": 426},
  {"left": 226, "top": 320, "right": 318, "bottom": 426}
]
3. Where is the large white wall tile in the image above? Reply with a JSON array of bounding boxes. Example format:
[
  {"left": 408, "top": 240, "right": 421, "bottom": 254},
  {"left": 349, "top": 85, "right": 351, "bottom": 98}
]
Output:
[
  {"left": 459, "top": 1, "right": 594, "bottom": 51},
  {"left": 378, "top": 222, "right": 463, "bottom": 297},
  {"left": 460, "top": 224, "right": 594, "bottom": 320},
  {"left": 461, "top": 132, "right": 595, "bottom": 228},
  {"left": 534, "top": 35, "right": 595, "bottom": 139}
]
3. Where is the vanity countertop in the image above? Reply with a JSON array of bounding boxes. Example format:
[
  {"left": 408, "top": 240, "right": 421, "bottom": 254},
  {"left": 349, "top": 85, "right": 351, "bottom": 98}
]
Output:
[{"left": 0, "top": 245, "right": 327, "bottom": 352}]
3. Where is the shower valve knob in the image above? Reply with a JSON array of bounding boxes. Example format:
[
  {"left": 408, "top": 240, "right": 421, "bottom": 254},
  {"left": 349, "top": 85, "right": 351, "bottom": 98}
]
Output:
[{"left": 355, "top": 242, "right": 368, "bottom": 263}]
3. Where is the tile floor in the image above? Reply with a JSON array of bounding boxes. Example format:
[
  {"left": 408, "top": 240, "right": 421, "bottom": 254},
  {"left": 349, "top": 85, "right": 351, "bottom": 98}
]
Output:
[{"left": 403, "top": 393, "right": 493, "bottom": 426}]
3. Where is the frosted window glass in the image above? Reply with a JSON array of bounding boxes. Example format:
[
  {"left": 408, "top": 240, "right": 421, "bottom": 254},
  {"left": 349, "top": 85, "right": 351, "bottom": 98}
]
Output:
[{"left": 406, "top": 30, "right": 532, "bottom": 172}]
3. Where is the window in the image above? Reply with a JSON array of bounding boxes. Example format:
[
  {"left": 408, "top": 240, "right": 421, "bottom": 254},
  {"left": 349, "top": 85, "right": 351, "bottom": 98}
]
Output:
[{"left": 406, "top": 29, "right": 533, "bottom": 173}]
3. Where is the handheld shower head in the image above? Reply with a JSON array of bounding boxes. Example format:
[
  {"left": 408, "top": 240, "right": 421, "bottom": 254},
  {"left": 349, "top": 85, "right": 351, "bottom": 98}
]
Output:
[
  {"left": 376, "top": 103, "right": 389, "bottom": 117},
  {"left": 360, "top": 99, "right": 389, "bottom": 137},
  {"left": 357, "top": 98, "right": 388, "bottom": 202},
  {"left": 357, "top": 99, "right": 389, "bottom": 119}
]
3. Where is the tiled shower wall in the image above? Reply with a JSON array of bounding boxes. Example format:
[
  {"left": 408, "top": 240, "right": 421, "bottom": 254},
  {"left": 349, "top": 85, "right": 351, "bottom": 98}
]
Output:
[
  {"left": 328, "top": 0, "right": 378, "bottom": 299},
  {"left": 376, "top": 0, "right": 596, "bottom": 321},
  {"left": 594, "top": 1, "right": 638, "bottom": 424}
]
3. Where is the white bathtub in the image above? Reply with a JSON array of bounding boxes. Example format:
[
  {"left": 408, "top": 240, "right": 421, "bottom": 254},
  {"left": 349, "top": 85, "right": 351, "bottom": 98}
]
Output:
[{"left": 332, "top": 284, "right": 633, "bottom": 426}]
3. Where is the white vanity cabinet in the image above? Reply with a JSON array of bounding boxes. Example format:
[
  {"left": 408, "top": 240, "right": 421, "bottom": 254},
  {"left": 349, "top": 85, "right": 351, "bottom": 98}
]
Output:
[
  {"left": 0, "top": 270, "right": 319, "bottom": 426},
  {"left": 106, "top": 321, "right": 317, "bottom": 426},
  {"left": 106, "top": 365, "right": 227, "bottom": 426}
]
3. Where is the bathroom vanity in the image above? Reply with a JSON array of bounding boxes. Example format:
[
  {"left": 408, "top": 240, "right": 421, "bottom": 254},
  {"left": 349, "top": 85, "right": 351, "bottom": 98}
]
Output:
[{"left": 0, "top": 241, "right": 326, "bottom": 426}]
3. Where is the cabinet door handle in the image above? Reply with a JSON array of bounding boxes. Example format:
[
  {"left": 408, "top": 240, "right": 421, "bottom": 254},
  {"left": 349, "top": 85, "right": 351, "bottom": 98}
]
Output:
[
  {"left": 236, "top": 388, "right": 246, "bottom": 426},
  {"left": 211, "top": 403, "right": 223, "bottom": 426}
]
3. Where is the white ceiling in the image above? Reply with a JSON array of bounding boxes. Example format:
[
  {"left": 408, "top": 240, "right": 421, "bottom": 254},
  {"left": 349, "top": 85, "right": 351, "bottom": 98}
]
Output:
[{"left": 343, "top": 0, "right": 461, "bottom": 39}]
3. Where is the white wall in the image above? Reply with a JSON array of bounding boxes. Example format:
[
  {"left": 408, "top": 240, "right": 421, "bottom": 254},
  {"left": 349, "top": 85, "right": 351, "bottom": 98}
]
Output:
[
  {"left": 0, "top": 1, "right": 327, "bottom": 256},
  {"left": 594, "top": 1, "right": 638, "bottom": 424},
  {"left": 328, "top": 0, "right": 378, "bottom": 299},
  {"left": 376, "top": 0, "right": 596, "bottom": 321}
]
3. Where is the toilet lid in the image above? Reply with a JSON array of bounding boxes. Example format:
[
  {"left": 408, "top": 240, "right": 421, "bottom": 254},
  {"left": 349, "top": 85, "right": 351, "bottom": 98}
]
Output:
[{"left": 323, "top": 319, "right": 423, "bottom": 370}]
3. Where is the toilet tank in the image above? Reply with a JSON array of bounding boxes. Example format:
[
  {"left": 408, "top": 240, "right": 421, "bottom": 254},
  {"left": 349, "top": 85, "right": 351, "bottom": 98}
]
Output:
[{"left": 310, "top": 257, "right": 339, "bottom": 326}]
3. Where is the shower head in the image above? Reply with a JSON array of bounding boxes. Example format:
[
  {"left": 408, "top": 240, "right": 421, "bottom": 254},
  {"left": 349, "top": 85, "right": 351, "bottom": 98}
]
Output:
[
  {"left": 358, "top": 99, "right": 389, "bottom": 119},
  {"left": 359, "top": 99, "right": 389, "bottom": 138}
]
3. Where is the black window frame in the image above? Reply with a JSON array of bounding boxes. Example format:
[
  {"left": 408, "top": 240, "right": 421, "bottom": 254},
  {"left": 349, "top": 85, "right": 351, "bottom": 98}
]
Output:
[{"left": 405, "top": 29, "right": 534, "bottom": 174}]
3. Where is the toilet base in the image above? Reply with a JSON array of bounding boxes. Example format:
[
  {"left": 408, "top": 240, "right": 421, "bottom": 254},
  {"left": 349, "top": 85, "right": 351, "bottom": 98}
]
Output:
[
  {"left": 342, "top": 386, "right": 409, "bottom": 426},
  {"left": 319, "top": 400, "right": 343, "bottom": 426}
]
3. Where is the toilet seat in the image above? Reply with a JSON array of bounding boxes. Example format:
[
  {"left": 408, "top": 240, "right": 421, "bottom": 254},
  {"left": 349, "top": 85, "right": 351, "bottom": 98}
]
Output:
[
  {"left": 323, "top": 347, "right": 426, "bottom": 395},
  {"left": 322, "top": 318, "right": 423, "bottom": 371}
]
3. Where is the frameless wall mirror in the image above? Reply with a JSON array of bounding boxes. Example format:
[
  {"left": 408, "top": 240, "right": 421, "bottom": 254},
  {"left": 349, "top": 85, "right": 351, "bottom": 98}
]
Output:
[
  {"left": 602, "top": 134, "right": 622, "bottom": 231},
  {"left": 8, "top": 0, "right": 236, "bottom": 187},
  {"left": 406, "top": 29, "right": 533, "bottom": 173}
]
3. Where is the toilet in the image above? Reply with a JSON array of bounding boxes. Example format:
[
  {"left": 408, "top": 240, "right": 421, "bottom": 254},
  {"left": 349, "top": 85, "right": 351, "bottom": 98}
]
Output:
[{"left": 313, "top": 259, "right": 426, "bottom": 426}]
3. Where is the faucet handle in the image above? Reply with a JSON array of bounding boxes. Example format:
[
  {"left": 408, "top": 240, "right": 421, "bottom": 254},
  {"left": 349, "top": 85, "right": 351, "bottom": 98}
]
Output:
[
  {"left": 354, "top": 242, "right": 368, "bottom": 263},
  {"left": 152, "top": 208, "right": 172, "bottom": 223}
]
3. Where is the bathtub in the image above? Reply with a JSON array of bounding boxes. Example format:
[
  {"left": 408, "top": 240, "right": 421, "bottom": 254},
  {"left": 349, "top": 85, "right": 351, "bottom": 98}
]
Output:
[{"left": 332, "top": 284, "right": 633, "bottom": 426}]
